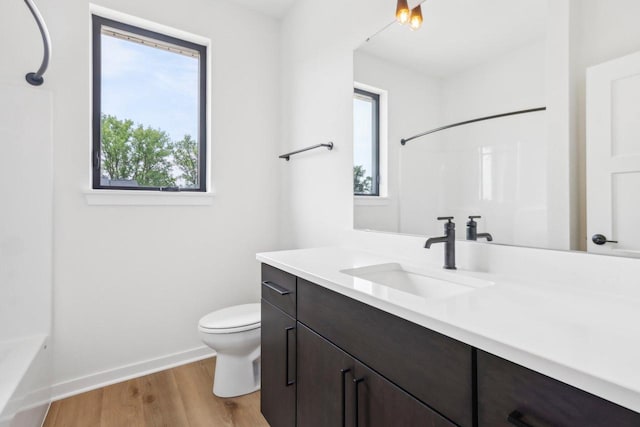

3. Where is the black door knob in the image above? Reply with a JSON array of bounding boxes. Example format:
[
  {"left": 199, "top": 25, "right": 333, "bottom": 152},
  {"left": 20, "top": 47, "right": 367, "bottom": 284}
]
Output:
[{"left": 592, "top": 234, "right": 618, "bottom": 245}]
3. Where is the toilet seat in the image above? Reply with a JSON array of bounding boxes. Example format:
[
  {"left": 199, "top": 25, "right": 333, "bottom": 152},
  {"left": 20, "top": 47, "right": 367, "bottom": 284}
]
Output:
[{"left": 199, "top": 303, "right": 260, "bottom": 334}]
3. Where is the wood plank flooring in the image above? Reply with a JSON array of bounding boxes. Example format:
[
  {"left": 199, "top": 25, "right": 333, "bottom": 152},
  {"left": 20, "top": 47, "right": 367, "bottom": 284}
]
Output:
[{"left": 44, "top": 357, "right": 269, "bottom": 427}]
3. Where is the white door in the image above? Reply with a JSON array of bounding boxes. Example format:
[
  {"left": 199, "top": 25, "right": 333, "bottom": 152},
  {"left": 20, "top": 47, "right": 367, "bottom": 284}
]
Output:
[{"left": 587, "top": 51, "right": 640, "bottom": 256}]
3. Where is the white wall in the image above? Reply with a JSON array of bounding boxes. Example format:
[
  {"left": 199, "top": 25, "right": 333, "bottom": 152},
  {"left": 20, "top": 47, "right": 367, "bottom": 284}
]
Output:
[
  {"left": 4, "top": 0, "right": 282, "bottom": 394},
  {"left": 0, "top": 0, "right": 53, "bottom": 347},
  {"left": 0, "top": 3, "right": 54, "bottom": 423},
  {"left": 412, "top": 40, "right": 547, "bottom": 244},
  {"left": 353, "top": 51, "right": 442, "bottom": 233},
  {"left": 430, "top": 40, "right": 549, "bottom": 246},
  {"left": 441, "top": 41, "right": 546, "bottom": 123},
  {"left": 279, "top": 0, "right": 397, "bottom": 249},
  {"left": 0, "top": 87, "right": 53, "bottom": 342}
]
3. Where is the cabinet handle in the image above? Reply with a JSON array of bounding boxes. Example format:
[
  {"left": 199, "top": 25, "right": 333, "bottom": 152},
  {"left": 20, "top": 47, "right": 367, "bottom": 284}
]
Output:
[
  {"left": 262, "top": 280, "right": 291, "bottom": 295},
  {"left": 285, "top": 327, "right": 295, "bottom": 386},
  {"left": 508, "top": 411, "right": 536, "bottom": 427},
  {"left": 353, "top": 378, "right": 364, "bottom": 427},
  {"left": 340, "top": 369, "right": 351, "bottom": 427}
]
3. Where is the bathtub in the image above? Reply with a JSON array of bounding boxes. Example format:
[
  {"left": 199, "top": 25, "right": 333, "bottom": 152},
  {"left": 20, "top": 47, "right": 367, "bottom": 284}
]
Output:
[{"left": 0, "top": 335, "right": 51, "bottom": 427}]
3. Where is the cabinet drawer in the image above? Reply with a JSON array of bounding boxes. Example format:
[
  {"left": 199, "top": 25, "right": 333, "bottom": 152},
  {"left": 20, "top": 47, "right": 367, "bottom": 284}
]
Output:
[
  {"left": 261, "top": 264, "right": 296, "bottom": 318},
  {"left": 297, "top": 278, "right": 473, "bottom": 427},
  {"left": 477, "top": 350, "right": 640, "bottom": 427}
]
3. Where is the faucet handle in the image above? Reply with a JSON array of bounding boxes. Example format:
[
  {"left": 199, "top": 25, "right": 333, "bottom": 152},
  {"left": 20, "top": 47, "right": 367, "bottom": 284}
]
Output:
[
  {"left": 437, "top": 216, "right": 454, "bottom": 223},
  {"left": 467, "top": 215, "right": 481, "bottom": 225}
]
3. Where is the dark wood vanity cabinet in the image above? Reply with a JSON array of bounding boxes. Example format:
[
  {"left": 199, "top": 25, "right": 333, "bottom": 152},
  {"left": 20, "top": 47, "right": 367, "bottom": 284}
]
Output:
[
  {"left": 260, "top": 265, "right": 297, "bottom": 427},
  {"left": 477, "top": 351, "right": 640, "bottom": 427},
  {"left": 296, "top": 277, "right": 473, "bottom": 427},
  {"left": 297, "top": 323, "right": 455, "bottom": 427},
  {"left": 260, "top": 264, "right": 640, "bottom": 427},
  {"left": 261, "top": 265, "right": 471, "bottom": 427}
]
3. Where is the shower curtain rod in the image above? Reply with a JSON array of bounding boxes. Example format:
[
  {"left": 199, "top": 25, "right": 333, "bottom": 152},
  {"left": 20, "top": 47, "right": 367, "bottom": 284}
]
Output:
[
  {"left": 400, "top": 107, "right": 546, "bottom": 146},
  {"left": 24, "top": 0, "right": 51, "bottom": 86}
]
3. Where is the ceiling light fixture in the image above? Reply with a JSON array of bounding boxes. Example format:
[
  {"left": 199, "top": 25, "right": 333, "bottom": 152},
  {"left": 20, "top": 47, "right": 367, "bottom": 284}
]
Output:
[
  {"left": 396, "top": 0, "right": 411, "bottom": 24},
  {"left": 409, "top": 4, "right": 423, "bottom": 30}
]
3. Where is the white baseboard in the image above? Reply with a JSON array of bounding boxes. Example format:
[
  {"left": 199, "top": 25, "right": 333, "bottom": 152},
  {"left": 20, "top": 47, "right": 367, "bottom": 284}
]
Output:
[
  {"left": 40, "top": 402, "right": 51, "bottom": 427},
  {"left": 51, "top": 346, "right": 215, "bottom": 401}
]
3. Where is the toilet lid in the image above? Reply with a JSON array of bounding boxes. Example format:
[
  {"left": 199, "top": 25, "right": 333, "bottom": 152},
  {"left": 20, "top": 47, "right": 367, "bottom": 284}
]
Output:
[{"left": 199, "top": 303, "right": 260, "bottom": 332}]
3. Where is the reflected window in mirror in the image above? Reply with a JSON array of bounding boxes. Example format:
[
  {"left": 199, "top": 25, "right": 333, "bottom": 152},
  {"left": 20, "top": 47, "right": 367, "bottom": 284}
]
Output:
[{"left": 353, "top": 88, "right": 380, "bottom": 196}]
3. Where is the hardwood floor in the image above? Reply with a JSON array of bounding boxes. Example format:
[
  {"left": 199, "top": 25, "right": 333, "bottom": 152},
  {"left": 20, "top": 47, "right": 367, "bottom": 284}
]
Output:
[{"left": 43, "top": 357, "right": 269, "bottom": 427}]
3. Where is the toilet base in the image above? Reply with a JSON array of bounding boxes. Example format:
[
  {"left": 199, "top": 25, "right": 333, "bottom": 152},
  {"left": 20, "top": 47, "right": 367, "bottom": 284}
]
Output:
[{"left": 213, "top": 350, "right": 261, "bottom": 398}]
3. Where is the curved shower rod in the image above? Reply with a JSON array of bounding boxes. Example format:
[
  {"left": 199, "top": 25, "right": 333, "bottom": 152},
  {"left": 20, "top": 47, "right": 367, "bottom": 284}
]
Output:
[
  {"left": 400, "top": 107, "right": 546, "bottom": 145},
  {"left": 24, "top": 0, "right": 51, "bottom": 86}
]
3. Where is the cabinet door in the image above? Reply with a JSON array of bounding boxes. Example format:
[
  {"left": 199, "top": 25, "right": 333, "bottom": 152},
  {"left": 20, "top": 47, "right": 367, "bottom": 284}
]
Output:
[
  {"left": 478, "top": 350, "right": 640, "bottom": 427},
  {"left": 298, "top": 278, "right": 473, "bottom": 427},
  {"left": 297, "top": 323, "right": 355, "bottom": 427},
  {"left": 352, "top": 361, "right": 455, "bottom": 427},
  {"left": 298, "top": 323, "right": 455, "bottom": 427},
  {"left": 261, "top": 299, "right": 296, "bottom": 427}
]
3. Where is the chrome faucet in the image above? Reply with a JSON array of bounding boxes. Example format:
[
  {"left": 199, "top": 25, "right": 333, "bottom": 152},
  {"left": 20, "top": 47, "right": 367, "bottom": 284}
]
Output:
[
  {"left": 425, "top": 217, "right": 456, "bottom": 270},
  {"left": 466, "top": 216, "right": 493, "bottom": 242}
]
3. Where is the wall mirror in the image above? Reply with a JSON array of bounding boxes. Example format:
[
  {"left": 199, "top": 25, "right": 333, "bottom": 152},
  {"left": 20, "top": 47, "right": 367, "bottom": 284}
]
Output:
[{"left": 353, "top": 0, "right": 640, "bottom": 258}]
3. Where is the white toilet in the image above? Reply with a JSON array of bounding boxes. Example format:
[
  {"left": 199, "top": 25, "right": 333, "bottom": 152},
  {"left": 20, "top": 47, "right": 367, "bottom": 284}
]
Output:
[{"left": 198, "top": 303, "right": 261, "bottom": 398}]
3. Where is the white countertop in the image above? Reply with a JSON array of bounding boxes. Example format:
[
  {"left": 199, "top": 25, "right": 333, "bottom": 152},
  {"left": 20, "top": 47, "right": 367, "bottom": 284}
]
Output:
[{"left": 257, "top": 246, "right": 640, "bottom": 413}]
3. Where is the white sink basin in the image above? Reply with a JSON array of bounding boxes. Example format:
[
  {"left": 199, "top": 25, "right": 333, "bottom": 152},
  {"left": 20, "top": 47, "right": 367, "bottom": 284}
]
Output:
[{"left": 340, "top": 263, "right": 494, "bottom": 300}]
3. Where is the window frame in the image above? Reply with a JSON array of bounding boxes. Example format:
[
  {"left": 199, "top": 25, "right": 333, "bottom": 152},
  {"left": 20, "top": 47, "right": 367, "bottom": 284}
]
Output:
[
  {"left": 353, "top": 88, "right": 380, "bottom": 197},
  {"left": 91, "top": 15, "right": 208, "bottom": 192}
]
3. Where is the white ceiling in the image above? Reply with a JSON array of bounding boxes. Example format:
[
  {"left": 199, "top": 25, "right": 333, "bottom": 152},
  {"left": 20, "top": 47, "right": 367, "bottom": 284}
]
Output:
[
  {"left": 226, "top": 0, "right": 296, "bottom": 18},
  {"left": 359, "top": 0, "right": 548, "bottom": 77}
]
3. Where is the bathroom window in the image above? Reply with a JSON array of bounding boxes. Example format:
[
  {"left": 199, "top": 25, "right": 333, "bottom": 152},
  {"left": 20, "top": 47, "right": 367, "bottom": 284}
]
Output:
[
  {"left": 92, "top": 15, "right": 207, "bottom": 191},
  {"left": 353, "top": 88, "right": 380, "bottom": 196}
]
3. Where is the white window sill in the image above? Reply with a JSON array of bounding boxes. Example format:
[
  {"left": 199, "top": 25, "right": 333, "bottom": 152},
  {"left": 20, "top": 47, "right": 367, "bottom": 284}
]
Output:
[
  {"left": 84, "top": 190, "right": 215, "bottom": 206},
  {"left": 354, "top": 196, "right": 391, "bottom": 206}
]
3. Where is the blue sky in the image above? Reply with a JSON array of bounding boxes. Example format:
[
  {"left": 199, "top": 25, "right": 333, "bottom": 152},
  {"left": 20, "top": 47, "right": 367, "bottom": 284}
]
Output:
[
  {"left": 101, "top": 34, "right": 199, "bottom": 142},
  {"left": 353, "top": 97, "right": 374, "bottom": 179}
]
